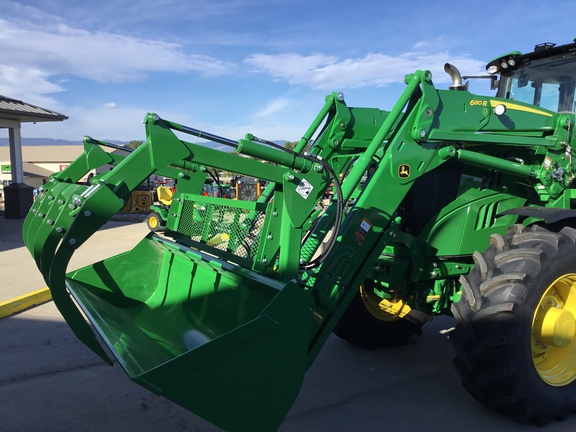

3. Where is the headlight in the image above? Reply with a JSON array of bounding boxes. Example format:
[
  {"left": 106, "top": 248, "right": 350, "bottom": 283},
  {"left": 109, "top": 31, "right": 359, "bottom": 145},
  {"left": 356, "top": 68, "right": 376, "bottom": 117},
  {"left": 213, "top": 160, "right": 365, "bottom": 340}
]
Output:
[{"left": 493, "top": 104, "right": 507, "bottom": 116}]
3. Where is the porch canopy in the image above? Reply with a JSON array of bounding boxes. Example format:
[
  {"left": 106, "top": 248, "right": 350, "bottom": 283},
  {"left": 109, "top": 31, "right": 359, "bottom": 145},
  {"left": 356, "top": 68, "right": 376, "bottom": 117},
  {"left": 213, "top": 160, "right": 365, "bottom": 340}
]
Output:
[{"left": 0, "top": 95, "right": 68, "bottom": 218}]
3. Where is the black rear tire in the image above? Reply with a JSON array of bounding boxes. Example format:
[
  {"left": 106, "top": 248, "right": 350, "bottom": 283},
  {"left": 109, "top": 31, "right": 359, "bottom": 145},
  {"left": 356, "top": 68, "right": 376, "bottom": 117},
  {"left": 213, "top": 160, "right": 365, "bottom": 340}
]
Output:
[{"left": 451, "top": 224, "right": 576, "bottom": 424}]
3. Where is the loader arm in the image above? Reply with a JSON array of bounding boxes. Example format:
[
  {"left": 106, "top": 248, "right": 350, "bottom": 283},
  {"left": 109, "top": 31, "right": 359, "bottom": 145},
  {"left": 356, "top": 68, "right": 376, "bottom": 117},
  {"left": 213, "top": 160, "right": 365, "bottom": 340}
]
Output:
[{"left": 22, "top": 71, "right": 438, "bottom": 431}]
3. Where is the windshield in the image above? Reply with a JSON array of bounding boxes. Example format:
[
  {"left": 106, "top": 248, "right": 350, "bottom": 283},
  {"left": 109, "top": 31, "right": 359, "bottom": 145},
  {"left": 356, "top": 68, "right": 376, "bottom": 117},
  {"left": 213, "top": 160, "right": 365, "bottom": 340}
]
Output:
[{"left": 502, "top": 54, "right": 576, "bottom": 112}]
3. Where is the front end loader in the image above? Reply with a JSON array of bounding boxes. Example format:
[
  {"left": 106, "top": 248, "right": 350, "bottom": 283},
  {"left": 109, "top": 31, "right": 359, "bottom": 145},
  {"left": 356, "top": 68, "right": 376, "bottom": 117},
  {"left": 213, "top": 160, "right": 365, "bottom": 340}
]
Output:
[{"left": 23, "top": 39, "right": 576, "bottom": 430}]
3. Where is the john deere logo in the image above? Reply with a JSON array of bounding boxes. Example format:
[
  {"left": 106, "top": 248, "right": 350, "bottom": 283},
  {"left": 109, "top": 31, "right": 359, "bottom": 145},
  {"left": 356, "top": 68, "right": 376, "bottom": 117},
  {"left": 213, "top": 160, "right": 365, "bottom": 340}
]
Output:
[{"left": 398, "top": 164, "right": 411, "bottom": 179}]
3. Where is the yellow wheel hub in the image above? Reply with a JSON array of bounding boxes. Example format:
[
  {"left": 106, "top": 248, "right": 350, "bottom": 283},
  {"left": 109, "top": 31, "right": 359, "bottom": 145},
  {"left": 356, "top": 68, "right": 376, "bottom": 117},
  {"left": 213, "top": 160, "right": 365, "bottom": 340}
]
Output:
[
  {"left": 532, "top": 273, "right": 576, "bottom": 386},
  {"left": 360, "top": 281, "right": 411, "bottom": 322},
  {"left": 149, "top": 216, "right": 159, "bottom": 229}
]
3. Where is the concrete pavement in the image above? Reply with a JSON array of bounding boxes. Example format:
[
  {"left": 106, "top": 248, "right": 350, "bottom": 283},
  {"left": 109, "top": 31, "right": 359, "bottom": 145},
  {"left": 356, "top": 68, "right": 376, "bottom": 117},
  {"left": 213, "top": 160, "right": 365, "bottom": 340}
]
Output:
[{"left": 1, "top": 216, "right": 576, "bottom": 431}]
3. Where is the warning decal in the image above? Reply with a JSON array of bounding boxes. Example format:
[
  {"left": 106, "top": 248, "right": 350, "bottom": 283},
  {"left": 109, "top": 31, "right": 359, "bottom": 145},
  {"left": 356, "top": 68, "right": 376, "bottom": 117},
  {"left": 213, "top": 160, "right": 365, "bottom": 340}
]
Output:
[
  {"left": 353, "top": 218, "right": 372, "bottom": 244},
  {"left": 296, "top": 178, "right": 314, "bottom": 199}
]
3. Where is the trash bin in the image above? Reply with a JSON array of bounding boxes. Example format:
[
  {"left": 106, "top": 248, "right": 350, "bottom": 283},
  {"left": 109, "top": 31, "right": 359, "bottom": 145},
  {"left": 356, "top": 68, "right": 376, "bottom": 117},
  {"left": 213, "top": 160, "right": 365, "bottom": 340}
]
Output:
[{"left": 4, "top": 183, "right": 34, "bottom": 219}]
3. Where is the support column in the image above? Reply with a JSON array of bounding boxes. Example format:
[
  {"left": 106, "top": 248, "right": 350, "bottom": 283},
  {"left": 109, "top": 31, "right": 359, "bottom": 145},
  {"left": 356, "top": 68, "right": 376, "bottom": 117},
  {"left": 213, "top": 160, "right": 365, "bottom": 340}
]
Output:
[
  {"left": 3, "top": 121, "right": 33, "bottom": 218},
  {"left": 8, "top": 126, "right": 25, "bottom": 183}
]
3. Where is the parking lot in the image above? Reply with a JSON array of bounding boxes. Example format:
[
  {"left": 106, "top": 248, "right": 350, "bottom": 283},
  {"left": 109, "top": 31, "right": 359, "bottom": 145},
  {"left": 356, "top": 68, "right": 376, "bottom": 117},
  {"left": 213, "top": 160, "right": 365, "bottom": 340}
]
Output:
[{"left": 2, "top": 217, "right": 576, "bottom": 432}]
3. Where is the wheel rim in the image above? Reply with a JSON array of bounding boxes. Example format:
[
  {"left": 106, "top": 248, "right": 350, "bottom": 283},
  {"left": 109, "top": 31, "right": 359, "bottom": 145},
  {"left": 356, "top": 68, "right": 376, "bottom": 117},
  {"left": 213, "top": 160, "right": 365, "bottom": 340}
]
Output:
[
  {"left": 149, "top": 215, "right": 158, "bottom": 229},
  {"left": 360, "top": 281, "right": 411, "bottom": 322},
  {"left": 532, "top": 273, "right": 576, "bottom": 386}
]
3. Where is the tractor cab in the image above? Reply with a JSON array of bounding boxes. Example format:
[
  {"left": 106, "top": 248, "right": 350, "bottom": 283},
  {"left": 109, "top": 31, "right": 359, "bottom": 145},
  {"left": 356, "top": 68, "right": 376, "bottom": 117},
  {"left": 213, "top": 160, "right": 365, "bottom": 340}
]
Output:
[{"left": 487, "top": 39, "right": 576, "bottom": 112}]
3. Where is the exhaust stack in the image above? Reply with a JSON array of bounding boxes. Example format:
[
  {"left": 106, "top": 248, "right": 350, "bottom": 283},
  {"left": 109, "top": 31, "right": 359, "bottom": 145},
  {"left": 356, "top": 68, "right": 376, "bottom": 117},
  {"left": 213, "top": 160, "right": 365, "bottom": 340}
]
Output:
[{"left": 444, "top": 63, "right": 468, "bottom": 91}]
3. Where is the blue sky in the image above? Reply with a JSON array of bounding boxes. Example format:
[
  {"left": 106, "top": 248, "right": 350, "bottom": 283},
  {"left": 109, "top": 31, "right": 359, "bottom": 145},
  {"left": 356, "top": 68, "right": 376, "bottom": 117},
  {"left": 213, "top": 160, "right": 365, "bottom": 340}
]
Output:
[{"left": 1, "top": 0, "right": 575, "bottom": 143}]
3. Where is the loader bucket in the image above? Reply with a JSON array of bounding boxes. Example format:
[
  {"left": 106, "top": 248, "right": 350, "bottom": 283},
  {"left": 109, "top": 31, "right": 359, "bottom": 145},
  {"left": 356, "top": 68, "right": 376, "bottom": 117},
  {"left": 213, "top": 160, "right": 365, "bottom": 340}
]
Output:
[
  {"left": 64, "top": 233, "right": 313, "bottom": 432},
  {"left": 22, "top": 108, "right": 371, "bottom": 431}
]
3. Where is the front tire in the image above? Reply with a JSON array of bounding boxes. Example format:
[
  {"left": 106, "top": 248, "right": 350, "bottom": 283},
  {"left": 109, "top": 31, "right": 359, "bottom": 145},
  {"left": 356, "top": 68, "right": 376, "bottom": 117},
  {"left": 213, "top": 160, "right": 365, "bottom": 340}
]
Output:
[
  {"left": 451, "top": 224, "right": 576, "bottom": 423},
  {"left": 333, "top": 279, "right": 425, "bottom": 348},
  {"left": 146, "top": 211, "right": 165, "bottom": 232}
]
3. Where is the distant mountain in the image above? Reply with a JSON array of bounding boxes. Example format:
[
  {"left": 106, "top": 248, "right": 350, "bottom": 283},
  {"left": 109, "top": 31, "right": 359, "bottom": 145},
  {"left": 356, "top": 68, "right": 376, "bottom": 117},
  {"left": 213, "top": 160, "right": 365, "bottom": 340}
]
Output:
[
  {"left": 0, "top": 137, "right": 81, "bottom": 146},
  {"left": 0, "top": 137, "right": 127, "bottom": 146}
]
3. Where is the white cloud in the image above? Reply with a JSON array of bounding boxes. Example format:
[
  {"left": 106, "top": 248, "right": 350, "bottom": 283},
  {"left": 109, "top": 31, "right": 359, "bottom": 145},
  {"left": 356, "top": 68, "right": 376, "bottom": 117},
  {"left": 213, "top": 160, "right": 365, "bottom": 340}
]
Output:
[
  {"left": 210, "top": 94, "right": 322, "bottom": 143},
  {"left": 245, "top": 53, "right": 338, "bottom": 85},
  {"left": 19, "top": 105, "right": 147, "bottom": 141},
  {"left": 0, "top": 16, "right": 235, "bottom": 106},
  {"left": 105, "top": 102, "right": 117, "bottom": 109},
  {"left": 0, "top": 18, "right": 234, "bottom": 82},
  {"left": 253, "top": 98, "right": 291, "bottom": 118},
  {"left": 245, "top": 51, "right": 486, "bottom": 91},
  {"left": 0, "top": 65, "right": 64, "bottom": 106}
]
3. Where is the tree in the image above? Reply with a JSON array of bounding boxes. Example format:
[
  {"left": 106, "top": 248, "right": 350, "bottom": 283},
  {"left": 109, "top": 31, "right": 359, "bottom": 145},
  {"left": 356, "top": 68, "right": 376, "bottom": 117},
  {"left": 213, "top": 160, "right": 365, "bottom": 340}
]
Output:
[
  {"left": 127, "top": 140, "right": 144, "bottom": 150},
  {"left": 284, "top": 141, "right": 310, "bottom": 152}
]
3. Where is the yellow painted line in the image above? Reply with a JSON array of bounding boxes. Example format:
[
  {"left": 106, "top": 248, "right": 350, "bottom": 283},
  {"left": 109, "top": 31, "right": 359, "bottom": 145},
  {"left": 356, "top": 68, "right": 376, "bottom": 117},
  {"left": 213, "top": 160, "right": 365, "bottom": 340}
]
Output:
[
  {"left": 490, "top": 100, "right": 553, "bottom": 117},
  {"left": 0, "top": 288, "right": 52, "bottom": 319}
]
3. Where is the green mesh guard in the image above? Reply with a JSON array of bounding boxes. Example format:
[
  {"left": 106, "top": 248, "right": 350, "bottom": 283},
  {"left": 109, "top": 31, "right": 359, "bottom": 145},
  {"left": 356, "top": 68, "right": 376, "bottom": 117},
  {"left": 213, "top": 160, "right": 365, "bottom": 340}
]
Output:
[{"left": 177, "top": 199, "right": 266, "bottom": 260}]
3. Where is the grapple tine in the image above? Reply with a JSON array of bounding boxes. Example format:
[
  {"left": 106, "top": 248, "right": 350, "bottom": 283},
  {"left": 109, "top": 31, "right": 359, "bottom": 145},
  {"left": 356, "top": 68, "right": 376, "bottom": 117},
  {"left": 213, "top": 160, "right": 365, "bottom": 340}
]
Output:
[
  {"left": 24, "top": 183, "right": 86, "bottom": 282},
  {"left": 23, "top": 182, "right": 61, "bottom": 253},
  {"left": 47, "top": 235, "right": 114, "bottom": 365},
  {"left": 23, "top": 137, "right": 121, "bottom": 258},
  {"left": 25, "top": 180, "right": 126, "bottom": 364}
]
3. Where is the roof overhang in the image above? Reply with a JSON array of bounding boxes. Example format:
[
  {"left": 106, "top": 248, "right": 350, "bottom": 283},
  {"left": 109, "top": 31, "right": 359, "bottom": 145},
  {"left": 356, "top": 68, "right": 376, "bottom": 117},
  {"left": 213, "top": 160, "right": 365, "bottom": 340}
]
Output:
[{"left": 0, "top": 95, "right": 68, "bottom": 124}]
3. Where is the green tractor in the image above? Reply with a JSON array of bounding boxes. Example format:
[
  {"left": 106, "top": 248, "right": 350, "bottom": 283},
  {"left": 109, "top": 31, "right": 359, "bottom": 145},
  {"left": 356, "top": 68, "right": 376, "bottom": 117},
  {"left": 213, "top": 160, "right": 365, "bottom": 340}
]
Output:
[
  {"left": 23, "top": 39, "right": 576, "bottom": 431},
  {"left": 146, "top": 185, "right": 173, "bottom": 232}
]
